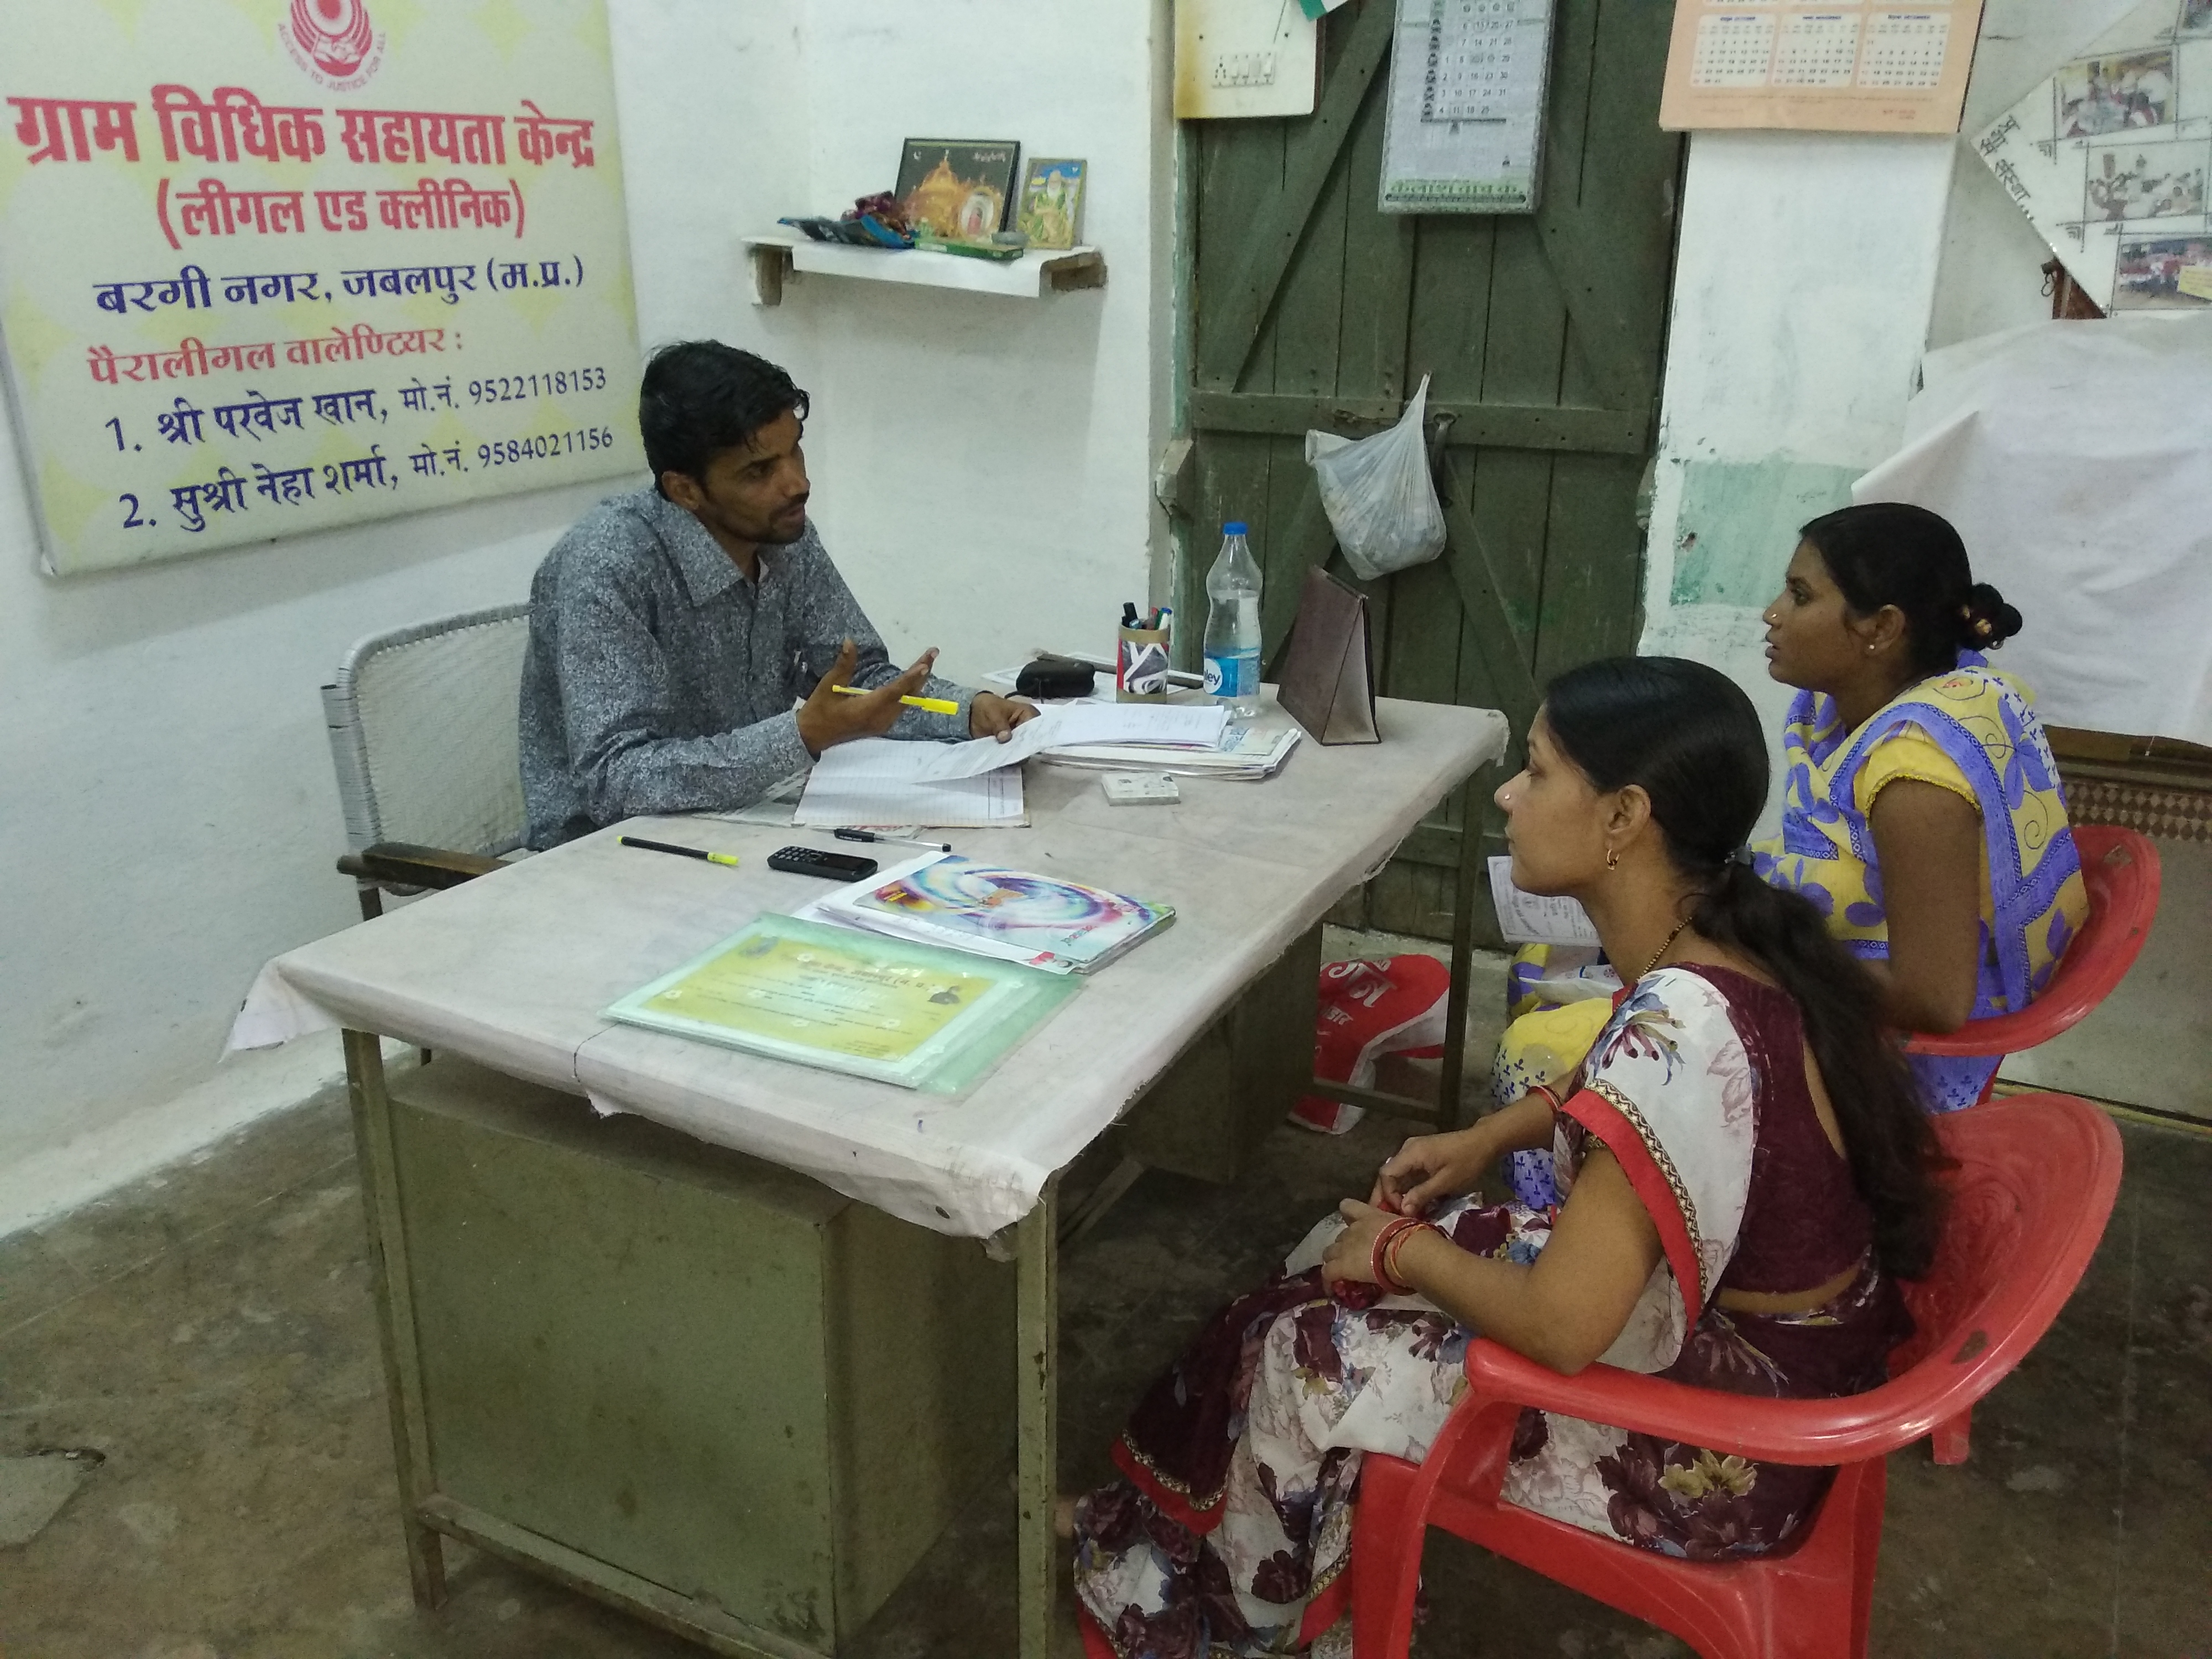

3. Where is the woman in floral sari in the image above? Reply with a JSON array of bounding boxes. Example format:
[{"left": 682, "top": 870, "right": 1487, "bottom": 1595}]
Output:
[
  {"left": 1498, "top": 503, "right": 2087, "bottom": 1205},
  {"left": 1072, "top": 657, "right": 1944, "bottom": 1658}
]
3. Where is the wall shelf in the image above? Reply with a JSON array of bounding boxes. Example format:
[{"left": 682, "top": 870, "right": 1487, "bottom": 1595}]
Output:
[{"left": 742, "top": 231, "right": 1105, "bottom": 306}]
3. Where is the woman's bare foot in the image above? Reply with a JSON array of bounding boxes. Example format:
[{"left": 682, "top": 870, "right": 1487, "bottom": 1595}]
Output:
[{"left": 1054, "top": 1494, "right": 1079, "bottom": 1540}]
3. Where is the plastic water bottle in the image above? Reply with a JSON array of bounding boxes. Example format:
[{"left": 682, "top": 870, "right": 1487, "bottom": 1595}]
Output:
[{"left": 1203, "top": 520, "right": 1263, "bottom": 718}]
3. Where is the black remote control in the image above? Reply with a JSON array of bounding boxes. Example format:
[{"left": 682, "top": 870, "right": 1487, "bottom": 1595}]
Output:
[{"left": 766, "top": 845, "right": 879, "bottom": 880}]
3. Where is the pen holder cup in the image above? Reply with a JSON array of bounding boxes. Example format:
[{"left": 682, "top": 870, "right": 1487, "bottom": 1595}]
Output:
[{"left": 1116, "top": 627, "right": 1171, "bottom": 703}]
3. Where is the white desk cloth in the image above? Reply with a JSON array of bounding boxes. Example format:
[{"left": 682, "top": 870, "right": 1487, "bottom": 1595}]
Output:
[
  {"left": 1855, "top": 315, "right": 2212, "bottom": 747},
  {"left": 233, "top": 697, "right": 1508, "bottom": 1239}
]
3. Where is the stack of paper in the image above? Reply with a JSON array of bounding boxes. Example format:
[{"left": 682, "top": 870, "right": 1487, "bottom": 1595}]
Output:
[
  {"left": 804, "top": 852, "right": 1174, "bottom": 974},
  {"left": 1042, "top": 722, "right": 1301, "bottom": 781},
  {"left": 795, "top": 738, "right": 1026, "bottom": 828},
  {"left": 906, "top": 703, "right": 1229, "bottom": 782}
]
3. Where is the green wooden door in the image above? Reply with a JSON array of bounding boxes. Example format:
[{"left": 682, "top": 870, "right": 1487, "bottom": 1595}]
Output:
[{"left": 1177, "top": 0, "right": 1681, "bottom": 941}]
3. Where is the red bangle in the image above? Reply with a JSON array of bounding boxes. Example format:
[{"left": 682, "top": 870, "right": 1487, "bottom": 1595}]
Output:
[
  {"left": 1370, "top": 1217, "right": 1421, "bottom": 1293},
  {"left": 1384, "top": 1220, "right": 1438, "bottom": 1293},
  {"left": 1530, "top": 1081, "right": 1563, "bottom": 1114}
]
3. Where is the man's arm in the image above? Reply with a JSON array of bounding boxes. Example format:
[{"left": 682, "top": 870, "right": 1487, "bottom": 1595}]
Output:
[
  {"left": 555, "top": 564, "right": 812, "bottom": 822},
  {"left": 785, "top": 547, "right": 975, "bottom": 740}
]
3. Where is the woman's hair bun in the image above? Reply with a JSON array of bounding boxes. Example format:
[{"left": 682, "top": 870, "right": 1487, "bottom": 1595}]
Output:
[{"left": 1959, "top": 582, "right": 2023, "bottom": 650}]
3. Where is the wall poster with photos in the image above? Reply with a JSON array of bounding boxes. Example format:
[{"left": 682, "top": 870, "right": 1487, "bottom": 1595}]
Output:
[{"left": 1975, "top": 0, "right": 2212, "bottom": 311}]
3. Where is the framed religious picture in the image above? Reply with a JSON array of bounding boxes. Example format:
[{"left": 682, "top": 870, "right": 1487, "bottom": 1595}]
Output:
[
  {"left": 895, "top": 138, "right": 1021, "bottom": 239},
  {"left": 1015, "top": 157, "right": 1086, "bottom": 249}
]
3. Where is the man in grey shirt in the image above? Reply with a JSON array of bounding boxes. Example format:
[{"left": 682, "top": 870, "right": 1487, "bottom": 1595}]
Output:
[{"left": 519, "top": 342, "right": 1036, "bottom": 847}]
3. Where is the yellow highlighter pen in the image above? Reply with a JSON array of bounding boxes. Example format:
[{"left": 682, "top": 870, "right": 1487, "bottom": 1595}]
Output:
[
  {"left": 830, "top": 685, "right": 961, "bottom": 716},
  {"left": 619, "top": 835, "right": 739, "bottom": 868}
]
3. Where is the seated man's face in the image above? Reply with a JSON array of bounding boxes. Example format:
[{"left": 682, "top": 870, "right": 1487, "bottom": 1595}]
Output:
[{"left": 667, "top": 409, "right": 810, "bottom": 549}]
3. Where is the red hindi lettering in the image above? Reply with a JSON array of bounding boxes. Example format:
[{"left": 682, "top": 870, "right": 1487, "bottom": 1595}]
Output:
[{"left": 8, "top": 96, "right": 140, "bottom": 163}]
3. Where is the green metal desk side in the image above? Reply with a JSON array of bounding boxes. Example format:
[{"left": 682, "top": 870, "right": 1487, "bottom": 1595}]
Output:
[{"left": 347, "top": 1044, "right": 1014, "bottom": 1657}]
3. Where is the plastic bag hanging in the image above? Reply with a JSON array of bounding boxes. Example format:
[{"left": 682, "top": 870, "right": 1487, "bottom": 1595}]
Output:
[{"left": 1304, "top": 374, "right": 1448, "bottom": 581}]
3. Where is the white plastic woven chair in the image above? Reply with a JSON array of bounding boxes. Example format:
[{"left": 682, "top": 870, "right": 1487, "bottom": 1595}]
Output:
[{"left": 322, "top": 603, "right": 530, "bottom": 916}]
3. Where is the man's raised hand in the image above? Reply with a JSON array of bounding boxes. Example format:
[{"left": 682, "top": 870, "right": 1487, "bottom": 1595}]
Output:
[{"left": 795, "top": 639, "right": 938, "bottom": 757}]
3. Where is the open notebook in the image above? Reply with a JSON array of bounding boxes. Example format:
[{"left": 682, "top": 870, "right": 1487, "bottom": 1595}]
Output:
[{"left": 794, "top": 737, "right": 1027, "bottom": 828}]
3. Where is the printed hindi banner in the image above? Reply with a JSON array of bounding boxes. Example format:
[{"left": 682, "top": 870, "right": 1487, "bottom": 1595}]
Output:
[{"left": 0, "top": 0, "right": 644, "bottom": 574}]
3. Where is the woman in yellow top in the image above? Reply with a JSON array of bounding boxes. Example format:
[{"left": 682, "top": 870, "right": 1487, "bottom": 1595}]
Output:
[{"left": 1498, "top": 502, "right": 2088, "bottom": 1204}]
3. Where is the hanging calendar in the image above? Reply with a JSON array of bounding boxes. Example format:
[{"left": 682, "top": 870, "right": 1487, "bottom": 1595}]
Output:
[
  {"left": 1659, "top": 0, "right": 1987, "bottom": 134},
  {"left": 1380, "top": 0, "right": 1559, "bottom": 214}
]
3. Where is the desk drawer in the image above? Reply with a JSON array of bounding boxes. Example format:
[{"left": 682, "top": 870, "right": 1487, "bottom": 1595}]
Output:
[{"left": 384, "top": 1058, "right": 1013, "bottom": 1655}]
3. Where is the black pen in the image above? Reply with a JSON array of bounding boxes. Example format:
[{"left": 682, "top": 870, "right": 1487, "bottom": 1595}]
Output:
[
  {"left": 619, "top": 834, "right": 740, "bottom": 868},
  {"left": 834, "top": 828, "right": 952, "bottom": 853}
]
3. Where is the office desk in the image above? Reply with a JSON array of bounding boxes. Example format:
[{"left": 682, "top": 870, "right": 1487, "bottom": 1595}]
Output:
[{"left": 236, "top": 695, "right": 1508, "bottom": 1656}]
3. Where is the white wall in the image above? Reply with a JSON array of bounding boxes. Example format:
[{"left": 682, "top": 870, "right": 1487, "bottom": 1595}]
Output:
[
  {"left": 0, "top": 0, "right": 1169, "bottom": 1224},
  {"left": 1637, "top": 129, "right": 1958, "bottom": 818},
  {"left": 761, "top": 1, "right": 1171, "bottom": 684},
  {"left": 1637, "top": 0, "right": 2146, "bottom": 823}
]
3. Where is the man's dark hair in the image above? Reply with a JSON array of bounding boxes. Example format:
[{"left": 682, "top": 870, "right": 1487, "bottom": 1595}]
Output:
[{"left": 639, "top": 341, "right": 809, "bottom": 496}]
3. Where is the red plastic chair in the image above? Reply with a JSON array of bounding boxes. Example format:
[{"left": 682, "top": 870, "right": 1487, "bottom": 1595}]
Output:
[
  {"left": 1903, "top": 824, "right": 2155, "bottom": 1463},
  {"left": 1349, "top": 1093, "right": 2121, "bottom": 1659},
  {"left": 1906, "top": 823, "right": 2161, "bottom": 1081}
]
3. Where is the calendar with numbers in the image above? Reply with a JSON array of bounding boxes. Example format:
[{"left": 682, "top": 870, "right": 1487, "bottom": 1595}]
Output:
[
  {"left": 1380, "top": 0, "right": 1559, "bottom": 213},
  {"left": 1660, "top": 0, "right": 1984, "bottom": 133}
]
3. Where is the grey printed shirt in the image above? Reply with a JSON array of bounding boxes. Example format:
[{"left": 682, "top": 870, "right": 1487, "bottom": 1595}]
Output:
[{"left": 519, "top": 487, "right": 974, "bottom": 847}]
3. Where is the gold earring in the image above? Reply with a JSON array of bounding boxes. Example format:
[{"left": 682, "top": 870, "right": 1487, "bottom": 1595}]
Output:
[{"left": 1604, "top": 846, "right": 1619, "bottom": 871}]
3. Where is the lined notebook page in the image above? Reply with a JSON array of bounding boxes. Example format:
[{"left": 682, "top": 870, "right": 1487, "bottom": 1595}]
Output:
[{"left": 795, "top": 738, "right": 1027, "bottom": 828}]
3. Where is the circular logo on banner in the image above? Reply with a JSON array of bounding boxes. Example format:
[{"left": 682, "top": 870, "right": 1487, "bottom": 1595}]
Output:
[{"left": 281, "top": 0, "right": 385, "bottom": 91}]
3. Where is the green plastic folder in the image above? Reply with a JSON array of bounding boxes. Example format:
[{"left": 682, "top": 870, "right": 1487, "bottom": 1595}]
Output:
[{"left": 604, "top": 913, "right": 1077, "bottom": 1092}]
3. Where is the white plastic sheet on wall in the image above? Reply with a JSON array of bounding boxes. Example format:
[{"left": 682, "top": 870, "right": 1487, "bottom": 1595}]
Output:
[{"left": 1854, "top": 316, "right": 2212, "bottom": 745}]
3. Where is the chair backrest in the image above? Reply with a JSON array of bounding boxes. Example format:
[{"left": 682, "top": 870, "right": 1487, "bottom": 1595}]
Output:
[
  {"left": 321, "top": 604, "right": 531, "bottom": 859},
  {"left": 1888, "top": 1094, "right": 2121, "bottom": 1405},
  {"left": 1908, "top": 823, "right": 2161, "bottom": 1057},
  {"left": 2041, "top": 823, "right": 2162, "bottom": 1023}
]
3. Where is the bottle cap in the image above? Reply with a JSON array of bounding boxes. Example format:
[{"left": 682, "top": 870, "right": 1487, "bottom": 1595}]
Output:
[{"left": 1223, "top": 520, "right": 1248, "bottom": 535}]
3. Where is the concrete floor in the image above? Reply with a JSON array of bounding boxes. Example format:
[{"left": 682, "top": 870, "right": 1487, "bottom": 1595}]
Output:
[{"left": 3, "top": 1061, "right": 2209, "bottom": 1656}]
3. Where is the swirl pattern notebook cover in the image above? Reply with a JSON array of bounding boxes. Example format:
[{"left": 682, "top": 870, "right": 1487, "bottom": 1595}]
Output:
[{"left": 816, "top": 854, "right": 1173, "bottom": 974}]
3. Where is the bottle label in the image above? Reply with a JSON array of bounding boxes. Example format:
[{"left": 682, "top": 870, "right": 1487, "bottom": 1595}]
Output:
[{"left": 1204, "top": 651, "right": 1257, "bottom": 697}]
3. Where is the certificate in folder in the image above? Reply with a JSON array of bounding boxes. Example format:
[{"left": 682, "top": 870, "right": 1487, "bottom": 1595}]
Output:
[
  {"left": 1276, "top": 567, "right": 1378, "bottom": 744},
  {"left": 605, "top": 914, "right": 1074, "bottom": 1091}
]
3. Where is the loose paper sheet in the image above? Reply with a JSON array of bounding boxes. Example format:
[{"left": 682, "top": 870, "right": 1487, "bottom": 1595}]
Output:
[
  {"left": 909, "top": 703, "right": 1229, "bottom": 781},
  {"left": 1488, "top": 855, "right": 1600, "bottom": 947},
  {"left": 1660, "top": 0, "right": 1987, "bottom": 134},
  {"left": 1974, "top": 0, "right": 2212, "bottom": 314}
]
